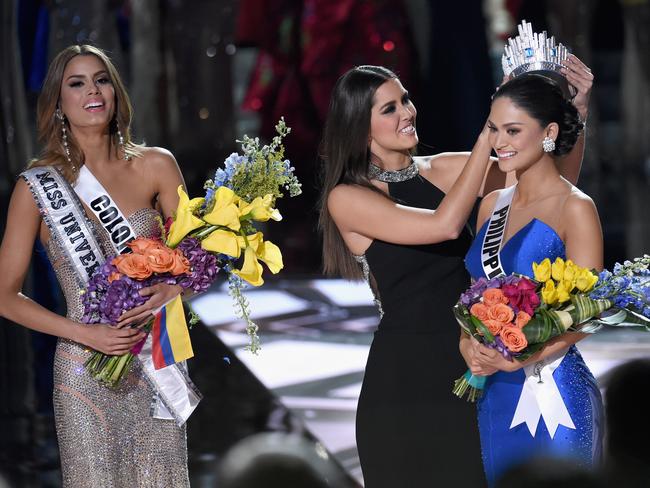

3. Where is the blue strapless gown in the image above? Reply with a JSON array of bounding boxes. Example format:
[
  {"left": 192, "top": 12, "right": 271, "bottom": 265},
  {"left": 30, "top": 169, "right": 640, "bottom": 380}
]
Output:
[{"left": 465, "top": 218, "right": 603, "bottom": 487}]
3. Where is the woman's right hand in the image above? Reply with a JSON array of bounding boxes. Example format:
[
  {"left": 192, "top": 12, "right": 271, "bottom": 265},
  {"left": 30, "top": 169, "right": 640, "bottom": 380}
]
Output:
[
  {"left": 76, "top": 323, "right": 146, "bottom": 355},
  {"left": 478, "top": 119, "right": 493, "bottom": 142},
  {"left": 468, "top": 340, "right": 499, "bottom": 376}
]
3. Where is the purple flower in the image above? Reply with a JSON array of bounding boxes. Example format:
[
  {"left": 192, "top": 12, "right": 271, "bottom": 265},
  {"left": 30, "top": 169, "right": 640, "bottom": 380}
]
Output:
[
  {"left": 488, "top": 336, "right": 515, "bottom": 361},
  {"left": 460, "top": 277, "right": 490, "bottom": 306},
  {"left": 82, "top": 258, "right": 153, "bottom": 325},
  {"left": 176, "top": 237, "right": 220, "bottom": 293}
]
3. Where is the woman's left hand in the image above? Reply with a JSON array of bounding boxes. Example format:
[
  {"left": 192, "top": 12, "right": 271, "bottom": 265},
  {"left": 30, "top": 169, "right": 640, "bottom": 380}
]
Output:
[
  {"left": 474, "top": 343, "right": 522, "bottom": 373},
  {"left": 117, "top": 283, "right": 183, "bottom": 328},
  {"left": 561, "top": 54, "right": 594, "bottom": 121}
]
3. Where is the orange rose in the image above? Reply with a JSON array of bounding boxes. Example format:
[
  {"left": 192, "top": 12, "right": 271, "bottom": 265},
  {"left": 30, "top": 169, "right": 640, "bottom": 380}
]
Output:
[
  {"left": 515, "top": 311, "right": 531, "bottom": 329},
  {"left": 169, "top": 249, "right": 191, "bottom": 276},
  {"left": 128, "top": 237, "right": 164, "bottom": 255},
  {"left": 487, "top": 302, "right": 515, "bottom": 325},
  {"left": 482, "top": 288, "right": 509, "bottom": 307},
  {"left": 112, "top": 253, "right": 153, "bottom": 279},
  {"left": 483, "top": 319, "right": 504, "bottom": 336},
  {"left": 500, "top": 326, "right": 528, "bottom": 352},
  {"left": 108, "top": 271, "right": 122, "bottom": 283},
  {"left": 470, "top": 303, "right": 489, "bottom": 322},
  {"left": 146, "top": 247, "right": 177, "bottom": 273}
]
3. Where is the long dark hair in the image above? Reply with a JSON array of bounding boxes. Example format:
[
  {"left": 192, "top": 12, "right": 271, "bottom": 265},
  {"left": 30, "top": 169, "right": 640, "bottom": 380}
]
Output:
[
  {"left": 318, "top": 66, "right": 396, "bottom": 279},
  {"left": 493, "top": 74, "right": 583, "bottom": 156}
]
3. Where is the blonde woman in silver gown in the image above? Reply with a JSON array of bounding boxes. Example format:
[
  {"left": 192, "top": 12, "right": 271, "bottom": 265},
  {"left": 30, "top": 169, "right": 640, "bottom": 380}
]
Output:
[{"left": 0, "top": 46, "right": 190, "bottom": 486}]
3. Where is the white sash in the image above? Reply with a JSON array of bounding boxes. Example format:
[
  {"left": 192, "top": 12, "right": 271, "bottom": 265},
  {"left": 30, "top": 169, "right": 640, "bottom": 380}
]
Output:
[
  {"left": 22, "top": 166, "right": 201, "bottom": 426},
  {"left": 480, "top": 185, "right": 516, "bottom": 279},
  {"left": 478, "top": 184, "right": 575, "bottom": 438},
  {"left": 74, "top": 165, "right": 136, "bottom": 253},
  {"left": 21, "top": 167, "right": 104, "bottom": 287}
]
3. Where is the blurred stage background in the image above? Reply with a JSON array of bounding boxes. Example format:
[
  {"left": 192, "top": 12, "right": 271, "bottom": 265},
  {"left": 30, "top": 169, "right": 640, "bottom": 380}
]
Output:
[{"left": 1, "top": 0, "right": 649, "bottom": 486}]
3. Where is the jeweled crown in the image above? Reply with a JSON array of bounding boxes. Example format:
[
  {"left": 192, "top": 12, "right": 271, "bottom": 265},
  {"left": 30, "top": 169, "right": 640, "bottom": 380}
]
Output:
[{"left": 501, "top": 20, "right": 569, "bottom": 79}]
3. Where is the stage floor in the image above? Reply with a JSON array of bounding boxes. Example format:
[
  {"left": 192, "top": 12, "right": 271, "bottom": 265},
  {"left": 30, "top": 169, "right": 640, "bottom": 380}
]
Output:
[{"left": 191, "top": 277, "right": 650, "bottom": 485}]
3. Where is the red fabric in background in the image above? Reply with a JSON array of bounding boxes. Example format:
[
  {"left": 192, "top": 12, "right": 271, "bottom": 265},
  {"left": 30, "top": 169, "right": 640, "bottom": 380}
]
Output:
[{"left": 236, "top": 0, "right": 416, "bottom": 152}]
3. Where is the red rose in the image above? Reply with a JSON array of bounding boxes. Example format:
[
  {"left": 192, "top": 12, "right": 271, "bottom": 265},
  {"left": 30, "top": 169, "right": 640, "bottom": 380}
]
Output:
[{"left": 503, "top": 279, "right": 540, "bottom": 316}]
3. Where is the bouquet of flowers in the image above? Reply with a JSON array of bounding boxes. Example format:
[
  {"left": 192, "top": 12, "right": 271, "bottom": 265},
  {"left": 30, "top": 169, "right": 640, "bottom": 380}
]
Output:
[
  {"left": 82, "top": 118, "right": 301, "bottom": 387},
  {"left": 453, "top": 255, "right": 650, "bottom": 401},
  {"left": 82, "top": 236, "right": 216, "bottom": 386}
]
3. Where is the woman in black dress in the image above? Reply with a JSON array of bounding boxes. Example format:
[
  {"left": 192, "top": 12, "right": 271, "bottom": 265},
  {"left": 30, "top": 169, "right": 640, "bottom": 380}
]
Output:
[{"left": 318, "top": 63, "right": 592, "bottom": 487}]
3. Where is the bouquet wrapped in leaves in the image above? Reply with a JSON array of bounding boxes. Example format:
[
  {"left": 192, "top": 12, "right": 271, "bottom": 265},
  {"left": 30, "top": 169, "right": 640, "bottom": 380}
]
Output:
[{"left": 453, "top": 255, "right": 650, "bottom": 401}]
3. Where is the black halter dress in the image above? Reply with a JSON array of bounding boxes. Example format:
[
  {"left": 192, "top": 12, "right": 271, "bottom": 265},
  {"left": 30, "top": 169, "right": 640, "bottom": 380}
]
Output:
[{"left": 356, "top": 165, "right": 485, "bottom": 487}]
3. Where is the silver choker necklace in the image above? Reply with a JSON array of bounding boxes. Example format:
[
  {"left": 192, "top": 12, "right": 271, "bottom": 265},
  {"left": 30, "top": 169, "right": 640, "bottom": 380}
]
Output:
[{"left": 368, "top": 161, "right": 419, "bottom": 183}]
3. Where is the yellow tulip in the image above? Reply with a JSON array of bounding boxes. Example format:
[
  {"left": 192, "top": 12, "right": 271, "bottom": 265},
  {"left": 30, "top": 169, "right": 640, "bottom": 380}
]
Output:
[
  {"left": 556, "top": 280, "right": 572, "bottom": 304},
  {"left": 551, "top": 257, "right": 565, "bottom": 281},
  {"left": 203, "top": 187, "right": 241, "bottom": 231},
  {"left": 234, "top": 246, "right": 264, "bottom": 286},
  {"left": 167, "top": 186, "right": 206, "bottom": 247},
  {"left": 239, "top": 194, "right": 282, "bottom": 222},
  {"left": 575, "top": 268, "right": 598, "bottom": 292},
  {"left": 201, "top": 228, "right": 241, "bottom": 258},
  {"left": 541, "top": 279, "right": 558, "bottom": 305},
  {"left": 563, "top": 260, "right": 578, "bottom": 286},
  {"left": 533, "top": 258, "right": 552, "bottom": 283}
]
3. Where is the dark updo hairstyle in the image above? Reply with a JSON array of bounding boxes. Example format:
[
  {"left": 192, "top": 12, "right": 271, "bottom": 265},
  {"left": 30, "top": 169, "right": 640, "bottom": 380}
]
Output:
[
  {"left": 318, "top": 65, "right": 397, "bottom": 279},
  {"left": 492, "top": 74, "right": 583, "bottom": 156}
]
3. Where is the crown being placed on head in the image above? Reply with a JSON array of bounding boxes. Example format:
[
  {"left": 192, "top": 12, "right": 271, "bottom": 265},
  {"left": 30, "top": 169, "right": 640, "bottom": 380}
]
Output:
[{"left": 502, "top": 20, "right": 569, "bottom": 79}]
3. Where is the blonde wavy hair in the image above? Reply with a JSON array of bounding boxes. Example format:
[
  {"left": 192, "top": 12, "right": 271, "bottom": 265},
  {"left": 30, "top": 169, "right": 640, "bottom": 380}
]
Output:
[{"left": 29, "top": 45, "right": 141, "bottom": 182}]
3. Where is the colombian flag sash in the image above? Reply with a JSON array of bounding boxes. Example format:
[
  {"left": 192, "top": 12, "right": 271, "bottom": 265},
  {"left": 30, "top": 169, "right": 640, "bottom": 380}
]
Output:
[{"left": 151, "top": 295, "right": 194, "bottom": 370}]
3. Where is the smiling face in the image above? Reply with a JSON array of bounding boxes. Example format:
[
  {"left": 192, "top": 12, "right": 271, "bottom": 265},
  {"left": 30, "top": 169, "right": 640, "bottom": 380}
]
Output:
[
  {"left": 487, "top": 96, "right": 558, "bottom": 173},
  {"left": 59, "top": 54, "right": 115, "bottom": 131},
  {"left": 368, "top": 78, "right": 418, "bottom": 162}
]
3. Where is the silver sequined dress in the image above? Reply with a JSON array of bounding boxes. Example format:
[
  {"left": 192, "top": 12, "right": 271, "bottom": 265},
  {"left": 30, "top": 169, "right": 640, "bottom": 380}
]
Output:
[{"left": 45, "top": 208, "right": 189, "bottom": 487}]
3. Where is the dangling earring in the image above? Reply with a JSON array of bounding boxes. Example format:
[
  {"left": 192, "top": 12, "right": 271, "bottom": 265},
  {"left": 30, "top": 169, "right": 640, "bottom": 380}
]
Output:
[
  {"left": 115, "top": 120, "right": 131, "bottom": 161},
  {"left": 56, "top": 108, "right": 76, "bottom": 172},
  {"left": 542, "top": 136, "right": 556, "bottom": 153}
]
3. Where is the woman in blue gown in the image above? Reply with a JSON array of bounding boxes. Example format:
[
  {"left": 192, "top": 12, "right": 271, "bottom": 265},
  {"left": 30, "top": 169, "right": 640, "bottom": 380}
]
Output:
[{"left": 462, "top": 74, "right": 604, "bottom": 486}]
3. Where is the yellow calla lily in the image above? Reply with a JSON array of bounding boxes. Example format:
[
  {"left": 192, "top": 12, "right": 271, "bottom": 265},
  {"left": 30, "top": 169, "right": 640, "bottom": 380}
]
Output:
[
  {"left": 257, "top": 240, "right": 283, "bottom": 273},
  {"left": 237, "top": 232, "right": 261, "bottom": 251},
  {"left": 203, "top": 187, "right": 241, "bottom": 231},
  {"left": 167, "top": 186, "right": 206, "bottom": 247},
  {"left": 201, "top": 228, "right": 241, "bottom": 258},
  {"left": 234, "top": 246, "right": 264, "bottom": 286},
  {"left": 239, "top": 194, "right": 282, "bottom": 222},
  {"left": 231, "top": 232, "right": 284, "bottom": 286}
]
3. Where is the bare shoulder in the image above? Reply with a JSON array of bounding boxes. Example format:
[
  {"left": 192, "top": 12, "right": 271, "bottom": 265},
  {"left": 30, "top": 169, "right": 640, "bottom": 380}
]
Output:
[
  {"left": 139, "top": 146, "right": 178, "bottom": 169},
  {"left": 328, "top": 183, "right": 377, "bottom": 209},
  {"left": 327, "top": 183, "right": 390, "bottom": 222},
  {"left": 476, "top": 188, "right": 501, "bottom": 225},
  {"left": 481, "top": 188, "right": 501, "bottom": 209},
  {"left": 138, "top": 147, "right": 184, "bottom": 190},
  {"left": 4, "top": 178, "right": 41, "bottom": 233},
  {"left": 564, "top": 187, "right": 599, "bottom": 220},
  {"left": 12, "top": 178, "right": 40, "bottom": 213}
]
